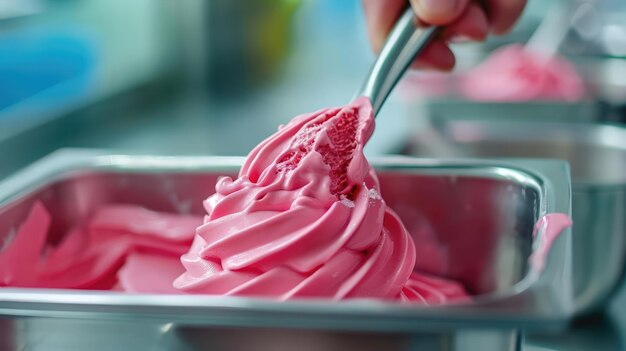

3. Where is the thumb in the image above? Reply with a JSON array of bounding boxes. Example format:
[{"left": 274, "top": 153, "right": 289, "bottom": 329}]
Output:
[{"left": 410, "top": 0, "right": 469, "bottom": 25}]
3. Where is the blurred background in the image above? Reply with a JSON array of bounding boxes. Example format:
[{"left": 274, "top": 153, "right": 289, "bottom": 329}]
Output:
[
  {"left": 0, "top": 0, "right": 624, "bottom": 179},
  {"left": 0, "top": 1, "right": 625, "bottom": 349}
]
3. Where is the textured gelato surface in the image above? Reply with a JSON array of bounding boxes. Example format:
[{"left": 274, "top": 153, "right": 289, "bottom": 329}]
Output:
[
  {"left": 173, "top": 97, "right": 466, "bottom": 301},
  {"left": 0, "top": 203, "right": 200, "bottom": 290}
]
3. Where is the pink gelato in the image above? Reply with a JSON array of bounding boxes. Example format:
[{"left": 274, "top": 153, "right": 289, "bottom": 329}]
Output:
[
  {"left": 0, "top": 202, "right": 200, "bottom": 290},
  {"left": 0, "top": 98, "right": 468, "bottom": 304},
  {"left": 461, "top": 44, "right": 585, "bottom": 102},
  {"left": 173, "top": 97, "right": 466, "bottom": 301}
]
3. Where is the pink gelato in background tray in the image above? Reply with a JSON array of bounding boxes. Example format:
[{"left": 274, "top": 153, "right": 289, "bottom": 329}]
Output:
[{"left": 460, "top": 44, "right": 585, "bottom": 102}]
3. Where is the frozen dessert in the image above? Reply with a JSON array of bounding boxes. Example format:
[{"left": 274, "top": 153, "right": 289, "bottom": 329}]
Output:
[
  {"left": 460, "top": 44, "right": 585, "bottom": 102},
  {"left": 0, "top": 97, "right": 469, "bottom": 304},
  {"left": 0, "top": 202, "right": 201, "bottom": 290},
  {"left": 173, "top": 97, "right": 466, "bottom": 301}
]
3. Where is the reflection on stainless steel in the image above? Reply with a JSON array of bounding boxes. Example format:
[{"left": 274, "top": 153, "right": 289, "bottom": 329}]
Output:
[
  {"left": 0, "top": 318, "right": 15, "bottom": 350},
  {"left": 526, "top": 315, "right": 622, "bottom": 351},
  {"left": 404, "top": 121, "right": 626, "bottom": 314},
  {"left": 0, "top": 317, "right": 521, "bottom": 351},
  {"left": 0, "top": 151, "right": 572, "bottom": 351}
]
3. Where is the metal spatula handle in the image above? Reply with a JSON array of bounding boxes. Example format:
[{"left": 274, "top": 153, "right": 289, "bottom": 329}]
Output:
[{"left": 355, "top": 8, "right": 441, "bottom": 116}]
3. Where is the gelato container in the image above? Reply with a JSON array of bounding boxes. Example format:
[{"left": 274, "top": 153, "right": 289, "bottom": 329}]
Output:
[
  {"left": 0, "top": 150, "right": 573, "bottom": 351},
  {"left": 404, "top": 120, "right": 626, "bottom": 314}
]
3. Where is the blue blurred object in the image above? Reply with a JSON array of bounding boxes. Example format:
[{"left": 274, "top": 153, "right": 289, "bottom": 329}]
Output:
[{"left": 0, "top": 27, "right": 97, "bottom": 116}]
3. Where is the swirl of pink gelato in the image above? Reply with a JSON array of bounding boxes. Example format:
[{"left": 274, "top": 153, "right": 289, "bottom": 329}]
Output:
[{"left": 174, "top": 98, "right": 418, "bottom": 300}]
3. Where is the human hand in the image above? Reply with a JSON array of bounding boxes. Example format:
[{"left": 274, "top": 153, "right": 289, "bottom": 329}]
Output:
[{"left": 362, "top": 0, "right": 527, "bottom": 71}]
